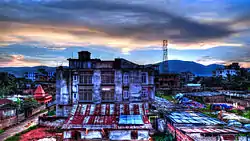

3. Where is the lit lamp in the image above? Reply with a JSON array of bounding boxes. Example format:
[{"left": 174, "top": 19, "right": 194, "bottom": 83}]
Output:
[
  {"left": 102, "top": 88, "right": 111, "bottom": 91},
  {"left": 86, "top": 128, "right": 88, "bottom": 135}
]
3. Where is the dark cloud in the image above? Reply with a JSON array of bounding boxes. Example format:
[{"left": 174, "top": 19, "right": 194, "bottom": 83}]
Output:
[
  {"left": 44, "top": 0, "right": 235, "bottom": 42},
  {"left": 1, "top": 0, "right": 250, "bottom": 67},
  {"left": 0, "top": 0, "right": 235, "bottom": 43},
  {"left": 0, "top": 53, "right": 13, "bottom": 62},
  {"left": 193, "top": 46, "right": 250, "bottom": 64}
]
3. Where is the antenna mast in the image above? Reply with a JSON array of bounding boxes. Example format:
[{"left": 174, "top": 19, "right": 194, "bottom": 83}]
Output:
[{"left": 163, "top": 40, "right": 168, "bottom": 73}]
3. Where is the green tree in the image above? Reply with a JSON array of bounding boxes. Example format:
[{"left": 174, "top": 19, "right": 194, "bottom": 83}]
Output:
[{"left": 0, "top": 72, "right": 17, "bottom": 98}]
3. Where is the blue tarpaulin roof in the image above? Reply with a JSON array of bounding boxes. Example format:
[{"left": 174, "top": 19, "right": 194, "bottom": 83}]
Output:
[
  {"left": 167, "top": 111, "right": 225, "bottom": 125},
  {"left": 118, "top": 115, "right": 144, "bottom": 125}
]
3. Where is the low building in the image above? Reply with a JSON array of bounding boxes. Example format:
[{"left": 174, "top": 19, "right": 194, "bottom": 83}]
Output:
[
  {"left": 184, "top": 92, "right": 225, "bottom": 103},
  {"left": 183, "top": 83, "right": 202, "bottom": 92},
  {"left": 165, "top": 111, "right": 239, "bottom": 141},
  {"left": 0, "top": 99, "right": 17, "bottom": 129},
  {"left": 34, "top": 85, "right": 52, "bottom": 104},
  {"left": 221, "top": 91, "right": 250, "bottom": 108}
]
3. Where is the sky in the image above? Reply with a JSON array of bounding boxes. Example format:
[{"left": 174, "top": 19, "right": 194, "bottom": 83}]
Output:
[{"left": 0, "top": 0, "right": 250, "bottom": 67}]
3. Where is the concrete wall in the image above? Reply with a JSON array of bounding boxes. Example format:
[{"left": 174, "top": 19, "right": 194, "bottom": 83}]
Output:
[
  {"left": 0, "top": 116, "right": 18, "bottom": 129},
  {"left": 93, "top": 70, "right": 101, "bottom": 104},
  {"left": 115, "top": 70, "right": 122, "bottom": 102},
  {"left": 56, "top": 69, "right": 71, "bottom": 117},
  {"left": 32, "top": 105, "right": 46, "bottom": 116},
  {"left": 18, "top": 113, "right": 25, "bottom": 122},
  {"left": 203, "top": 96, "right": 225, "bottom": 103},
  {"left": 56, "top": 105, "right": 72, "bottom": 117},
  {"left": 226, "top": 97, "right": 250, "bottom": 107},
  {"left": 72, "top": 72, "right": 79, "bottom": 104}
]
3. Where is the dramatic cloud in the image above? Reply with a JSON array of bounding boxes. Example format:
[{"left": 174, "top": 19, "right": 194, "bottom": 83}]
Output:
[
  {"left": 0, "top": 0, "right": 250, "bottom": 66},
  {"left": 0, "top": 53, "right": 42, "bottom": 67},
  {"left": 0, "top": 1, "right": 237, "bottom": 46}
]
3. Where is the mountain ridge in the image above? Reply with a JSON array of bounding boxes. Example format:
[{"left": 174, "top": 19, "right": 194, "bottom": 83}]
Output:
[{"left": 0, "top": 60, "right": 224, "bottom": 77}]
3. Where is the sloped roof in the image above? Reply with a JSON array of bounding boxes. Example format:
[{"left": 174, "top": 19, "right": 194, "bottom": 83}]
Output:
[
  {"left": 0, "top": 99, "right": 13, "bottom": 105},
  {"left": 62, "top": 103, "right": 152, "bottom": 130},
  {"left": 34, "top": 85, "right": 46, "bottom": 95}
]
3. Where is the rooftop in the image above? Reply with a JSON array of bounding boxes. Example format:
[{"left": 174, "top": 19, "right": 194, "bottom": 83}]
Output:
[
  {"left": 62, "top": 103, "right": 152, "bottom": 130},
  {"left": 0, "top": 99, "right": 13, "bottom": 105},
  {"left": 167, "top": 111, "right": 225, "bottom": 126}
]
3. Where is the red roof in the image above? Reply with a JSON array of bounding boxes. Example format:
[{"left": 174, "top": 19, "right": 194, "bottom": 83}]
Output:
[
  {"left": 34, "top": 85, "right": 46, "bottom": 97},
  {"left": 62, "top": 103, "right": 152, "bottom": 130},
  {"left": 0, "top": 99, "right": 13, "bottom": 105},
  {"left": 221, "top": 135, "right": 235, "bottom": 140}
]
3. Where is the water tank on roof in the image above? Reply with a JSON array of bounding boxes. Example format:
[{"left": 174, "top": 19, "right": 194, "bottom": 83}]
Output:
[{"left": 78, "top": 51, "right": 91, "bottom": 61}]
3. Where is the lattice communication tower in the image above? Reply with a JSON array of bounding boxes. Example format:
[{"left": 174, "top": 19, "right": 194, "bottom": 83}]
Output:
[{"left": 163, "top": 40, "right": 168, "bottom": 73}]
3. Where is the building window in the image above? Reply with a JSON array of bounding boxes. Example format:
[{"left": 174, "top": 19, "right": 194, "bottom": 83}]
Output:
[
  {"left": 74, "top": 93, "right": 76, "bottom": 98},
  {"left": 101, "top": 89, "right": 114, "bottom": 101},
  {"left": 74, "top": 61, "right": 77, "bottom": 68},
  {"left": 64, "top": 131, "right": 72, "bottom": 139},
  {"left": 87, "top": 62, "right": 91, "bottom": 68},
  {"left": 123, "top": 73, "right": 129, "bottom": 84},
  {"left": 79, "top": 87, "right": 92, "bottom": 101},
  {"left": 2, "top": 110, "right": 15, "bottom": 119},
  {"left": 142, "top": 89, "right": 148, "bottom": 97},
  {"left": 101, "top": 72, "right": 114, "bottom": 84},
  {"left": 73, "top": 75, "right": 77, "bottom": 81},
  {"left": 79, "top": 72, "right": 92, "bottom": 84},
  {"left": 141, "top": 73, "right": 147, "bottom": 84},
  {"left": 123, "top": 90, "right": 129, "bottom": 99},
  {"left": 131, "top": 72, "right": 140, "bottom": 83}
]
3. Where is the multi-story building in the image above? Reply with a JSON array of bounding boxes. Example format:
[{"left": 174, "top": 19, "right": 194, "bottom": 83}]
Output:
[
  {"left": 214, "top": 69, "right": 238, "bottom": 78},
  {"left": 155, "top": 73, "right": 181, "bottom": 95},
  {"left": 214, "top": 63, "right": 240, "bottom": 78},
  {"left": 56, "top": 51, "right": 155, "bottom": 140}
]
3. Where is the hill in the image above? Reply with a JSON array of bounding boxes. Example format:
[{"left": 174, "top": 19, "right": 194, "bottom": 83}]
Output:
[
  {"left": 0, "top": 60, "right": 224, "bottom": 77},
  {"left": 155, "top": 60, "right": 224, "bottom": 76}
]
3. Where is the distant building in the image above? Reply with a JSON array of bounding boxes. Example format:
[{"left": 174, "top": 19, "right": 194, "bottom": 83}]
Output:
[
  {"left": 214, "top": 69, "right": 238, "bottom": 78},
  {"left": 184, "top": 92, "right": 225, "bottom": 103},
  {"left": 155, "top": 73, "right": 180, "bottom": 95},
  {"left": 180, "top": 71, "right": 195, "bottom": 83},
  {"left": 24, "top": 71, "right": 55, "bottom": 82},
  {"left": 48, "top": 71, "right": 55, "bottom": 78},
  {"left": 24, "top": 72, "right": 37, "bottom": 81},
  {"left": 56, "top": 51, "right": 155, "bottom": 140},
  {"left": 183, "top": 83, "right": 202, "bottom": 92},
  {"left": 214, "top": 63, "right": 240, "bottom": 78}
]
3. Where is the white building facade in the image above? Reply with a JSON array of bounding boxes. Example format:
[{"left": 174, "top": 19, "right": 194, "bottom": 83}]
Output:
[{"left": 214, "top": 69, "right": 238, "bottom": 78}]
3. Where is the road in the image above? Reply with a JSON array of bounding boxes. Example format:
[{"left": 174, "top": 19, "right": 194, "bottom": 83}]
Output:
[{"left": 0, "top": 112, "right": 47, "bottom": 141}]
